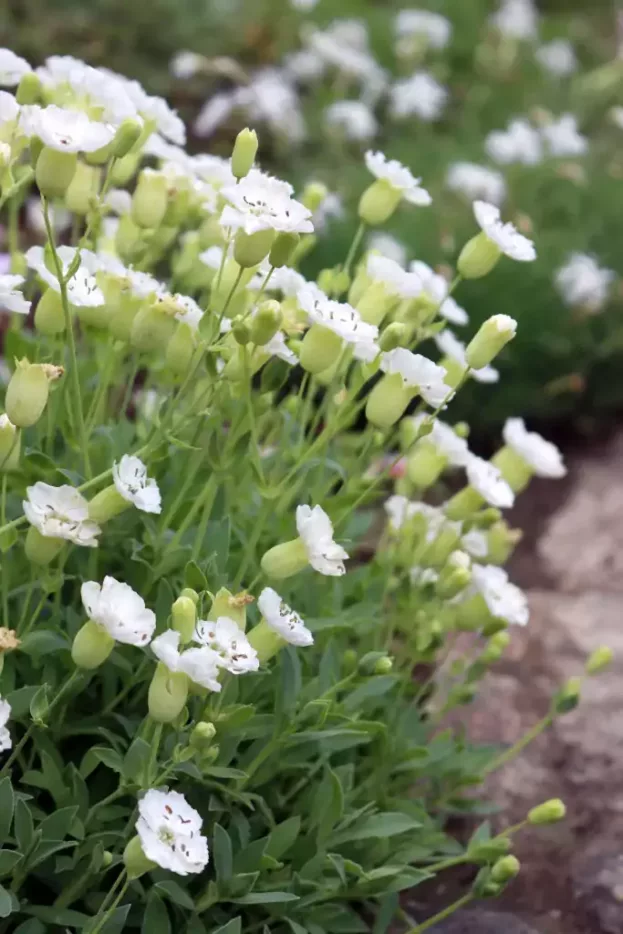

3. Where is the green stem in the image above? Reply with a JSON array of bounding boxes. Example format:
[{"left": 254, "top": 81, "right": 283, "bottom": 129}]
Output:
[
  {"left": 216, "top": 266, "right": 245, "bottom": 331},
  {"left": 1, "top": 476, "right": 8, "bottom": 630},
  {"left": 342, "top": 221, "right": 366, "bottom": 282},
  {"left": 405, "top": 893, "right": 473, "bottom": 934},
  {"left": 146, "top": 721, "right": 163, "bottom": 786},
  {"left": 88, "top": 873, "right": 129, "bottom": 934},
  {"left": 86, "top": 337, "right": 119, "bottom": 434},
  {"left": 85, "top": 787, "right": 129, "bottom": 826},
  {"left": 120, "top": 353, "right": 141, "bottom": 418},
  {"left": 483, "top": 713, "right": 554, "bottom": 775}
]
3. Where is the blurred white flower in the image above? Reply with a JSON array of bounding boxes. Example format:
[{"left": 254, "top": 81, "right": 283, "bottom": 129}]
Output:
[
  {"left": 23, "top": 483, "right": 101, "bottom": 547},
  {"left": 81, "top": 577, "right": 156, "bottom": 647},
  {"left": 0, "top": 698, "right": 11, "bottom": 751},
  {"left": 409, "top": 260, "right": 448, "bottom": 305},
  {"left": 465, "top": 456, "right": 515, "bottom": 508},
  {"left": 0, "top": 49, "right": 31, "bottom": 86},
  {"left": 446, "top": 162, "right": 506, "bottom": 206},
  {"left": 490, "top": 0, "right": 538, "bottom": 40},
  {"left": 368, "top": 233, "right": 408, "bottom": 266},
  {"left": 113, "top": 455, "right": 162, "bottom": 515},
  {"left": 535, "top": 39, "right": 577, "bottom": 78},
  {"left": 296, "top": 504, "right": 349, "bottom": 577},
  {"left": 365, "top": 150, "right": 432, "bottom": 206},
  {"left": 0, "top": 275, "right": 30, "bottom": 316},
  {"left": 394, "top": 10, "right": 452, "bottom": 49},
  {"left": 470, "top": 564, "right": 529, "bottom": 626},
  {"left": 152, "top": 629, "right": 223, "bottom": 692},
  {"left": 325, "top": 100, "right": 377, "bottom": 142},
  {"left": 541, "top": 114, "right": 587, "bottom": 158},
  {"left": 503, "top": 418, "right": 566, "bottom": 478},
  {"left": 555, "top": 252, "right": 615, "bottom": 312},
  {"left": 408, "top": 414, "right": 471, "bottom": 466},
  {"left": 485, "top": 118, "right": 542, "bottom": 166},
  {"left": 390, "top": 72, "right": 448, "bottom": 122},
  {"left": 473, "top": 200, "right": 536, "bottom": 262},
  {"left": 170, "top": 50, "right": 207, "bottom": 79},
  {"left": 368, "top": 254, "right": 423, "bottom": 298},
  {"left": 284, "top": 49, "right": 325, "bottom": 83},
  {"left": 137, "top": 789, "right": 209, "bottom": 876},
  {"left": 19, "top": 105, "right": 114, "bottom": 153},
  {"left": 380, "top": 348, "right": 452, "bottom": 407},
  {"left": 26, "top": 245, "right": 106, "bottom": 307},
  {"left": 258, "top": 587, "right": 314, "bottom": 646},
  {"left": 26, "top": 198, "right": 72, "bottom": 237},
  {"left": 291, "top": 0, "right": 319, "bottom": 8}
]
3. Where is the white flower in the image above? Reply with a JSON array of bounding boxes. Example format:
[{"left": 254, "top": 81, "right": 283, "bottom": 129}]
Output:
[
  {"left": 0, "top": 49, "right": 31, "bottom": 87},
  {"left": 541, "top": 114, "right": 588, "bottom": 159},
  {"left": 408, "top": 414, "right": 470, "bottom": 466},
  {"left": 168, "top": 293, "right": 204, "bottom": 331},
  {"left": 170, "top": 50, "right": 206, "bottom": 80},
  {"left": 462, "top": 527, "right": 489, "bottom": 559},
  {"left": 503, "top": 418, "right": 566, "bottom": 478},
  {"left": 389, "top": 72, "right": 448, "bottom": 122},
  {"left": 221, "top": 169, "right": 313, "bottom": 236},
  {"left": 23, "top": 483, "right": 101, "bottom": 547},
  {"left": 36, "top": 57, "right": 137, "bottom": 125},
  {"left": 410, "top": 566, "right": 439, "bottom": 586},
  {"left": 325, "top": 100, "right": 377, "bottom": 142},
  {"left": 440, "top": 296, "right": 469, "bottom": 326},
  {"left": 610, "top": 106, "right": 623, "bottom": 130},
  {"left": 380, "top": 348, "right": 453, "bottom": 407},
  {"left": 104, "top": 188, "right": 132, "bottom": 216},
  {"left": 0, "top": 90, "right": 19, "bottom": 126},
  {"left": 284, "top": 49, "right": 326, "bottom": 83},
  {"left": 19, "top": 105, "right": 114, "bottom": 153},
  {"left": 470, "top": 564, "right": 529, "bottom": 626},
  {"left": 298, "top": 286, "right": 379, "bottom": 345},
  {"left": 263, "top": 331, "right": 298, "bottom": 365},
  {"left": 194, "top": 92, "right": 236, "bottom": 138},
  {"left": 0, "top": 698, "right": 11, "bottom": 751},
  {"left": 151, "top": 629, "right": 223, "bottom": 692},
  {"left": 0, "top": 275, "right": 30, "bottom": 316},
  {"left": 306, "top": 27, "right": 387, "bottom": 92},
  {"left": 113, "top": 455, "right": 162, "bottom": 515},
  {"left": 26, "top": 245, "right": 105, "bottom": 307},
  {"left": 291, "top": 0, "right": 319, "bottom": 8},
  {"left": 409, "top": 260, "right": 448, "bottom": 305},
  {"left": 295, "top": 504, "right": 348, "bottom": 577},
  {"left": 446, "top": 162, "right": 506, "bottom": 206},
  {"left": 395, "top": 10, "right": 452, "bottom": 48},
  {"left": 367, "top": 233, "right": 408, "bottom": 267},
  {"left": 490, "top": 0, "right": 538, "bottom": 40},
  {"left": 536, "top": 39, "right": 577, "bottom": 78},
  {"left": 137, "top": 789, "right": 209, "bottom": 876},
  {"left": 473, "top": 201, "right": 536, "bottom": 262},
  {"left": 485, "top": 119, "right": 542, "bottom": 166},
  {"left": 435, "top": 329, "right": 499, "bottom": 383},
  {"left": 352, "top": 337, "right": 381, "bottom": 363},
  {"left": 258, "top": 587, "right": 314, "bottom": 647},
  {"left": 261, "top": 265, "right": 309, "bottom": 298},
  {"left": 465, "top": 456, "right": 515, "bottom": 508},
  {"left": 364, "top": 151, "right": 432, "bottom": 206},
  {"left": 555, "top": 252, "right": 615, "bottom": 312},
  {"left": 194, "top": 617, "right": 259, "bottom": 674},
  {"left": 81, "top": 576, "right": 156, "bottom": 646},
  {"left": 25, "top": 198, "right": 72, "bottom": 237},
  {"left": 312, "top": 191, "right": 344, "bottom": 233},
  {"left": 384, "top": 494, "right": 419, "bottom": 531},
  {"left": 367, "top": 254, "right": 423, "bottom": 299}
]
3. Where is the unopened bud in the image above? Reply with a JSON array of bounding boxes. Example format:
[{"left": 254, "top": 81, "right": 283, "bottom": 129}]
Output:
[
  {"left": 342, "top": 648, "right": 358, "bottom": 673},
  {"left": 528, "top": 798, "right": 566, "bottom": 825},
  {"left": 374, "top": 656, "right": 393, "bottom": 674},
  {"left": 301, "top": 181, "right": 328, "bottom": 214},
  {"left": 359, "top": 651, "right": 390, "bottom": 675},
  {"left": 359, "top": 180, "right": 401, "bottom": 226},
  {"left": 585, "top": 646, "right": 613, "bottom": 675},
  {"left": 553, "top": 677, "right": 581, "bottom": 715},
  {"left": 231, "top": 317, "right": 251, "bottom": 346},
  {"left": 111, "top": 151, "right": 141, "bottom": 186},
  {"left": 481, "top": 631, "right": 510, "bottom": 663},
  {"left": 6, "top": 359, "right": 60, "bottom": 428},
  {"left": 131, "top": 170, "right": 168, "bottom": 229},
  {"left": 231, "top": 128, "right": 258, "bottom": 179},
  {"left": 234, "top": 229, "right": 275, "bottom": 268},
  {"left": 208, "top": 588, "right": 252, "bottom": 631},
  {"left": 102, "top": 850, "right": 113, "bottom": 868},
  {"left": 249, "top": 300, "right": 282, "bottom": 346},
  {"left": 467, "top": 837, "right": 512, "bottom": 862},
  {"left": 366, "top": 373, "right": 413, "bottom": 430},
  {"left": 35, "top": 147, "right": 77, "bottom": 199},
  {"left": 491, "top": 855, "right": 520, "bottom": 884},
  {"left": 379, "top": 322, "right": 408, "bottom": 352},
  {"left": 16, "top": 72, "right": 41, "bottom": 105},
  {"left": 172, "top": 595, "right": 197, "bottom": 644},
  {"left": 269, "top": 232, "right": 300, "bottom": 268},
  {"left": 113, "top": 118, "right": 143, "bottom": 159},
  {"left": 458, "top": 231, "right": 502, "bottom": 279},
  {"left": 181, "top": 587, "right": 199, "bottom": 605},
  {"left": 0, "top": 415, "right": 20, "bottom": 472},
  {"left": 466, "top": 314, "right": 517, "bottom": 370},
  {"left": 190, "top": 721, "right": 217, "bottom": 748}
]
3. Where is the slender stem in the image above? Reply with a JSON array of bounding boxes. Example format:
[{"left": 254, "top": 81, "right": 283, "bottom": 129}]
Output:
[
  {"left": 120, "top": 354, "right": 141, "bottom": 418},
  {"left": 89, "top": 873, "right": 129, "bottom": 934},
  {"left": 1, "top": 476, "right": 8, "bottom": 629},
  {"left": 405, "top": 893, "right": 473, "bottom": 934},
  {"left": 85, "top": 787, "right": 129, "bottom": 826},
  {"left": 166, "top": 473, "right": 217, "bottom": 553},
  {"left": 342, "top": 221, "right": 366, "bottom": 282},
  {"left": 483, "top": 713, "right": 553, "bottom": 775},
  {"left": 216, "top": 266, "right": 245, "bottom": 332},
  {"left": 42, "top": 197, "right": 92, "bottom": 478},
  {"left": 146, "top": 721, "right": 163, "bottom": 786},
  {"left": 86, "top": 337, "right": 119, "bottom": 434}
]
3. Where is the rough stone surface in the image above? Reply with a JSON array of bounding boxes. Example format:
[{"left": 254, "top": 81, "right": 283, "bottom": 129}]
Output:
[
  {"left": 430, "top": 910, "right": 542, "bottom": 934},
  {"left": 571, "top": 842, "right": 623, "bottom": 934}
]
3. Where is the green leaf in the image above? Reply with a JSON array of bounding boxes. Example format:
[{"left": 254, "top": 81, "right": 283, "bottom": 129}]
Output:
[
  {"left": 0, "top": 778, "right": 14, "bottom": 843},
  {"left": 230, "top": 892, "right": 299, "bottom": 905},
  {"left": 142, "top": 892, "right": 171, "bottom": 934},
  {"left": 6, "top": 686, "right": 40, "bottom": 718},
  {"left": 210, "top": 920, "right": 242, "bottom": 934},
  {"left": 154, "top": 880, "right": 195, "bottom": 910},
  {"left": 122, "top": 737, "right": 152, "bottom": 783},
  {"left": 277, "top": 647, "right": 301, "bottom": 717},
  {"left": 265, "top": 816, "right": 300, "bottom": 860},
  {"left": 19, "top": 631, "right": 70, "bottom": 657},
  {"left": 0, "top": 850, "right": 22, "bottom": 876},
  {"left": 28, "top": 839, "right": 78, "bottom": 869},
  {"left": 83, "top": 747, "right": 124, "bottom": 777},
  {"left": 14, "top": 799, "right": 34, "bottom": 852},
  {"left": 38, "top": 806, "right": 79, "bottom": 841},
  {"left": 13, "top": 920, "right": 45, "bottom": 934},
  {"left": 343, "top": 676, "right": 399, "bottom": 712},
  {"left": 373, "top": 895, "right": 400, "bottom": 934},
  {"left": 331, "top": 812, "right": 421, "bottom": 845},
  {"left": 24, "top": 906, "right": 90, "bottom": 927},
  {"left": 101, "top": 903, "right": 131, "bottom": 934},
  {"left": 315, "top": 770, "right": 343, "bottom": 842},
  {"left": 0, "top": 884, "right": 14, "bottom": 918},
  {"left": 184, "top": 561, "right": 207, "bottom": 592},
  {"left": 213, "top": 823, "right": 233, "bottom": 883},
  {"left": 286, "top": 922, "right": 308, "bottom": 934}
]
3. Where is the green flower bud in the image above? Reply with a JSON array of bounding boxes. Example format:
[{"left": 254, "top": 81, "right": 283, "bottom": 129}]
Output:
[
  {"left": 359, "top": 651, "right": 391, "bottom": 674},
  {"left": 269, "top": 232, "right": 300, "bottom": 268},
  {"left": 208, "top": 588, "right": 250, "bottom": 631},
  {"left": 261, "top": 538, "right": 309, "bottom": 579},
  {"left": 585, "top": 646, "right": 614, "bottom": 675},
  {"left": 71, "top": 620, "right": 115, "bottom": 669},
  {"left": 249, "top": 300, "right": 282, "bottom": 346},
  {"left": 148, "top": 662, "right": 189, "bottom": 723},
  {"left": 299, "top": 324, "right": 343, "bottom": 375},
  {"left": 102, "top": 850, "right": 113, "bottom": 868},
  {"left": 172, "top": 595, "right": 196, "bottom": 644},
  {"left": 84, "top": 141, "right": 115, "bottom": 166},
  {"left": 24, "top": 525, "right": 64, "bottom": 566},
  {"left": 491, "top": 855, "right": 520, "bottom": 884},
  {"left": 379, "top": 321, "right": 408, "bottom": 352},
  {"left": 481, "top": 631, "right": 510, "bottom": 663},
  {"left": 553, "top": 677, "right": 581, "bottom": 715},
  {"left": 130, "top": 303, "right": 177, "bottom": 353},
  {"left": 374, "top": 656, "right": 393, "bottom": 674},
  {"left": 110, "top": 150, "right": 141, "bottom": 186},
  {"left": 123, "top": 835, "right": 157, "bottom": 880},
  {"left": 458, "top": 231, "right": 502, "bottom": 279},
  {"left": 181, "top": 587, "right": 200, "bottom": 605},
  {"left": 466, "top": 315, "right": 517, "bottom": 370},
  {"left": 190, "top": 720, "right": 217, "bottom": 748},
  {"left": 467, "top": 837, "right": 512, "bottom": 862},
  {"left": 131, "top": 170, "right": 168, "bottom": 229},
  {"left": 231, "top": 317, "right": 251, "bottom": 346},
  {"left": 487, "top": 521, "right": 522, "bottom": 565},
  {"left": 491, "top": 446, "right": 533, "bottom": 494},
  {"left": 444, "top": 487, "right": 485, "bottom": 521},
  {"left": 234, "top": 229, "right": 275, "bottom": 268},
  {"left": 6, "top": 359, "right": 62, "bottom": 428},
  {"left": 65, "top": 161, "right": 100, "bottom": 215},
  {"left": 16, "top": 72, "right": 41, "bottom": 106},
  {"left": 342, "top": 648, "right": 358, "bottom": 673},
  {"left": 35, "top": 147, "right": 77, "bottom": 199},
  {"left": 527, "top": 798, "right": 566, "bottom": 825},
  {"left": 113, "top": 118, "right": 143, "bottom": 159},
  {"left": 436, "top": 563, "right": 471, "bottom": 600},
  {"left": 166, "top": 322, "right": 198, "bottom": 375},
  {"left": 407, "top": 444, "right": 446, "bottom": 489},
  {"left": 472, "top": 867, "right": 502, "bottom": 899},
  {"left": 301, "top": 181, "right": 328, "bottom": 213},
  {"left": 0, "top": 415, "right": 20, "bottom": 472},
  {"left": 35, "top": 289, "right": 66, "bottom": 336},
  {"left": 231, "top": 128, "right": 258, "bottom": 179},
  {"left": 365, "top": 373, "right": 413, "bottom": 430},
  {"left": 359, "top": 180, "right": 401, "bottom": 226},
  {"left": 114, "top": 215, "right": 142, "bottom": 262}
]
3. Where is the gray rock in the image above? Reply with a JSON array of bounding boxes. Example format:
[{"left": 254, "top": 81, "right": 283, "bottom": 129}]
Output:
[
  {"left": 571, "top": 841, "right": 623, "bottom": 934},
  {"left": 430, "top": 909, "right": 541, "bottom": 934}
]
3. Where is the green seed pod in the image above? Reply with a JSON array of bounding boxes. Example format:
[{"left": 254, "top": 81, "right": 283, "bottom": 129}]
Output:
[
  {"left": 527, "top": 799, "right": 566, "bottom": 825},
  {"left": 358, "top": 179, "right": 401, "bottom": 226},
  {"left": 299, "top": 324, "right": 342, "bottom": 375},
  {"left": 35, "top": 147, "right": 77, "bottom": 199},
  {"left": 231, "top": 127, "right": 258, "bottom": 179},
  {"left": 65, "top": 161, "right": 101, "bottom": 215},
  {"left": 234, "top": 229, "right": 275, "bottom": 268},
  {"left": 71, "top": 620, "right": 115, "bottom": 670},
  {"left": 34, "top": 288, "right": 65, "bottom": 336},
  {"left": 148, "top": 663, "right": 189, "bottom": 723},
  {"left": 249, "top": 300, "right": 282, "bottom": 346},
  {"left": 16, "top": 72, "right": 41, "bottom": 105},
  {"left": 269, "top": 232, "right": 300, "bottom": 268},
  {"left": 131, "top": 170, "right": 168, "bottom": 229},
  {"left": 24, "top": 526, "right": 64, "bottom": 566},
  {"left": 130, "top": 303, "right": 177, "bottom": 353},
  {"left": 6, "top": 359, "right": 61, "bottom": 428},
  {"left": 172, "top": 595, "right": 197, "bottom": 644}
]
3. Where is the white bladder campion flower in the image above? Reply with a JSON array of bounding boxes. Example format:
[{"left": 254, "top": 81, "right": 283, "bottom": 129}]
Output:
[
  {"left": 0, "top": 275, "right": 30, "bottom": 316},
  {"left": 298, "top": 287, "right": 379, "bottom": 345},
  {"left": 465, "top": 456, "right": 515, "bottom": 509},
  {"left": 446, "top": 162, "right": 506, "bottom": 207},
  {"left": 394, "top": 10, "right": 452, "bottom": 49},
  {"left": 258, "top": 588, "right": 314, "bottom": 647},
  {"left": 19, "top": 105, "right": 115, "bottom": 153},
  {"left": 536, "top": 39, "right": 577, "bottom": 78},
  {"left": 380, "top": 349, "right": 453, "bottom": 408},
  {"left": 0, "top": 49, "right": 31, "bottom": 86},
  {"left": 555, "top": 253, "right": 615, "bottom": 313},
  {"left": 503, "top": 418, "right": 566, "bottom": 478},
  {"left": 26, "top": 245, "right": 105, "bottom": 308},
  {"left": 151, "top": 629, "right": 223, "bottom": 692},
  {"left": 473, "top": 201, "right": 536, "bottom": 262},
  {"left": 136, "top": 789, "right": 209, "bottom": 876},
  {"left": 490, "top": 0, "right": 538, "bottom": 40},
  {"left": 325, "top": 100, "right": 377, "bottom": 142},
  {"left": 389, "top": 72, "right": 448, "bottom": 122},
  {"left": 541, "top": 114, "right": 587, "bottom": 159},
  {"left": 113, "top": 455, "right": 162, "bottom": 515},
  {"left": 81, "top": 577, "right": 156, "bottom": 647},
  {"left": 485, "top": 119, "right": 542, "bottom": 166},
  {"left": 23, "top": 483, "right": 101, "bottom": 546},
  {"left": 368, "top": 254, "right": 423, "bottom": 299},
  {"left": 194, "top": 617, "right": 259, "bottom": 674},
  {"left": 221, "top": 170, "right": 313, "bottom": 236},
  {"left": 0, "top": 697, "right": 11, "bottom": 752},
  {"left": 435, "top": 330, "right": 499, "bottom": 384},
  {"left": 364, "top": 151, "right": 432, "bottom": 207},
  {"left": 470, "top": 564, "right": 529, "bottom": 627},
  {"left": 296, "top": 504, "right": 348, "bottom": 577}
]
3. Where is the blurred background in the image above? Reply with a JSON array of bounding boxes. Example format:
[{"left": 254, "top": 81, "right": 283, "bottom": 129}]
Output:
[{"left": 3, "top": 0, "right": 623, "bottom": 432}]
